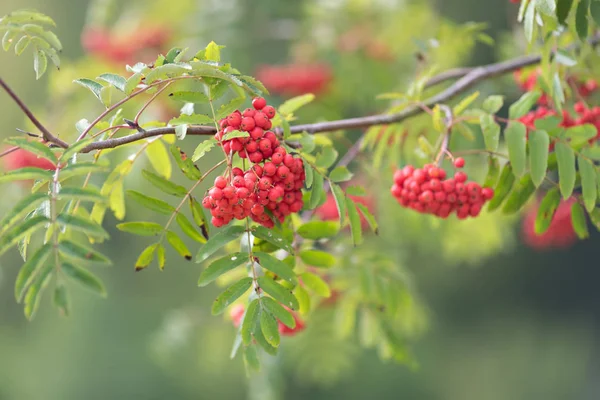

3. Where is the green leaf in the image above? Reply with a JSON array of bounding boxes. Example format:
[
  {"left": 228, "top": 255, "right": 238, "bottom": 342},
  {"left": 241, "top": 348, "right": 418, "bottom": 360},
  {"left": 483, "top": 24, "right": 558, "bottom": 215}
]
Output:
[
  {"left": 0, "top": 215, "right": 49, "bottom": 257},
  {"left": 53, "top": 284, "right": 69, "bottom": 317},
  {"left": 452, "top": 91, "right": 480, "bottom": 116},
  {"left": 482, "top": 95, "right": 504, "bottom": 114},
  {"left": 480, "top": 114, "right": 500, "bottom": 152},
  {"left": 243, "top": 345, "right": 260, "bottom": 371},
  {"left": 116, "top": 221, "right": 164, "bottom": 236},
  {"left": 300, "top": 272, "right": 331, "bottom": 297},
  {"left": 564, "top": 124, "right": 597, "bottom": 146},
  {"left": 196, "top": 225, "right": 246, "bottom": 263},
  {"left": 557, "top": 0, "right": 575, "bottom": 24},
  {"left": 581, "top": 146, "right": 600, "bottom": 160},
  {"left": 329, "top": 166, "right": 354, "bottom": 183},
  {"left": 346, "top": 197, "right": 363, "bottom": 246},
  {"left": 505, "top": 122, "right": 527, "bottom": 178},
  {"left": 315, "top": 146, "right": 338, "bottom": 169},
  {"left": 14, "top": 36, "right": 30, "bottom": 55},
  {"left": 260, "top": 310, "right": 280, "bottom": 347},
  {"left": 169, "top": 91, "right": 209, "bottom": 103},
  {"left": 0, "top": 192, "right": 47, "bottom": 234},
  {"left": 309, "top": 172, "right": 324, "bottom": 209},
  {"left": 346, "top": 185, "right": 367, "bottom": 196},
  {"left": 169, "top": 145, "right": 202, "bottom": 181},
  {"left": 216, "top": 97, "right": 245, "bottom": 119},
  {"left": 73, "top": 78, "right": 103, "bottom": 101},
  {"left": 222, "top": 131, "right": 250, "bottom": 142},
  {"left": 146, "top": 139, "right": 172, "bottom": 179},
  {"left": 251, "top": 226, "right": 294, "bottom": 254},
  {"left": 169, "top": 113, "right": 214, "bottom": 125},
  {"left": 23, "top": 263, "right": 52, "bottom": 321},
  {"left": 555, "top": 142, "right": 576, "bottom": 199},
  {"left": 134, "top": 244, "right": 158, "bottom": 271},
  {"left": 241, "top": 299, "right": 260, "bottom": 345},
  {"left": 304, "top": 165, "right": 314, "bottom": 189},
  {"left": 145, "top": 63, "right": 192, "bottom": 84},
  {"left": 0, "top": 167, "right": 53, "bottom": 183},
  {"left": 97, "top": 73, "right": 126, "bottom": 92},
  {"left": 58, "top": 187, "right": 106, "bottom": 203},
  {"left": 278, "top": 94, "right": 315, "bottom": 116},
  {"left": 261, "top": 296, "right": 295, "bottom": 328},
  {"left": 57, "top": 213, "right": 109, "bottom": 238},
  {"left": 124, "top": 72, "right": 142, "bottom": 95},
  {"left": 487, "top": 163, "right": 516, "bottom": 212},
  {"left": 484, "top": 156, "right": 501, "bottom": 188},
  {"left": 281, "top": 118, "right": 291, "bottom": 140},
  {"left": 509, "top": 90, "right": 541, "bottom": 119},
  {"left": 528, "top": 130, "right": 549, "bottom": 187},
  {"left": 58, "top": 137, "right": 95, "bottom": 162},
  {"left": 5, "top": 137, "right": 57, "bottom": 162},
  {"left": 14, "top": 242, "right": 52, "bottom": 302},
  {"left": 536, "top": 0, "right": 556, "bottom": 15},
  {"left": 299, "top": 249, "right": 335, "bottom": 268},
  {"left": 189, "top": 197, "right": 209, "bottom": 239},
  {"left": 555, "top": 50, "right": 577, "bottom": 67},
  {"left": 534, "top": 115, "right": 563, "bottom": 134},
  {"left": 591, "top": 0, "right": 600, "bottom": 25},
  {"left": 297, "top": 221, "right": 340, "bottom": 240},
  {"left": 141, "top": 169, "right": 188, "bottom": 197},
  {"left": 524, "top": 0, "right": 537, "bottom": 42},
  {"left": 294, "top": 285, "right": 311, "bottom": 315},
  {"left": 62, "top": 262, "right": 106, "bottom": 296},
  {"left": 126, "top": 190, "right": 175, "bottom": 214},
  {"left": 176, "top": 213, "right": 205, "bottom": 243},
  {"left": 571, "top": 201, "right": 589, "bottom": 239},
  {"left": 576, "top": 0, "right": 590, "bottom": 40},
  {"left": 166, "top": 230, "right": 192, "bottom": 261},
  {"left": 502, "top": 174, "right": 536, "bottom": 215},
  {"left": 254, "top": 252, "right": 297, "bottom": 284},
  {"left": 2, "top": 30, "right": 18, "bottom": 51},
  {"left": 578, "top": 155, "right": 597, "bottom": 212},
  {"left": 156, "top": 244, "right": 166, "bottom": 270},
  {"left": 356, "top": 203, "right": 378, "bottom": 234},
  {"left": 58, "top": 240, "right": 112, "bottom": 265},
  {"left": 535, "top": 187, "right": 561, "bottom": 235},
  {"left": 331, "top": 183, "right": 347, "bottom": 226},
  {"left": 257, "top": 276, "right": 299, "bottom": 310},
  {"left": 192, "top": 138, "right": 217, "bottom": 162},
  {"left": 204, "top": 41, "right": 222, "bottom": 62},
  {"left": 211, "top": 277, "right": 253, "bottom": 315},
  {"left": 198, "top": 252, "right": 247, "bottom": 287}
]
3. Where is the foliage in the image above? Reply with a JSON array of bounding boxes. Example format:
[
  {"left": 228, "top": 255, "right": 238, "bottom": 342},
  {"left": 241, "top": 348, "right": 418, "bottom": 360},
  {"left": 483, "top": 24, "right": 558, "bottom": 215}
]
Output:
[{"left": 1, "top": 0, "right": 600, "bottom": 382}]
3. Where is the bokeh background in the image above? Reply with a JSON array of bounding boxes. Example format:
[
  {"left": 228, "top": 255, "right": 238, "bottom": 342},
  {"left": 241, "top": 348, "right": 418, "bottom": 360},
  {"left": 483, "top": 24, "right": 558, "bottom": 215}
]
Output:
[{"left": 1, "top": 0, "right": 600, "bottom": 399}]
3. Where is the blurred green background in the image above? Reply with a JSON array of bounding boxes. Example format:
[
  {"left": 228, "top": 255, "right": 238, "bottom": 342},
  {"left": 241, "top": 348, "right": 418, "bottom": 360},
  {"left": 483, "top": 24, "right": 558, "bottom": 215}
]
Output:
[{"left": 1, "top": 0, "right": 600, "bottom": 399}]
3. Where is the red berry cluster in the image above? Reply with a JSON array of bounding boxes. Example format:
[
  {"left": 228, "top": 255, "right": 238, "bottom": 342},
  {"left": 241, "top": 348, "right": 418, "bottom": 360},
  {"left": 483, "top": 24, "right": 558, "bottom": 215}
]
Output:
[
  {"left": 522, "top": 197, "right": 578, "bottom": 250},
  {"left": 81, "top": 26, "right": 171, "bottom": 65},
  {"left": 519, "top": 101, "right": 600, "bottom": 147},
  {"left": 230, "top": 304, "right": 306, "bottom": 336},
  {"left": 514, "top": 68, "right": 598, "bottom": 106},
  {"left": 1, "top": 147, "right": 55, "bottom": 171},
  {"left": 255, "top": 64, "right": 332, "bottom": 97},
  {"left": 390, "top": 159, "right": 494, "bottom": 219},
  {"left": 202, "top": 98, "right": 306, "bottom": 228}
]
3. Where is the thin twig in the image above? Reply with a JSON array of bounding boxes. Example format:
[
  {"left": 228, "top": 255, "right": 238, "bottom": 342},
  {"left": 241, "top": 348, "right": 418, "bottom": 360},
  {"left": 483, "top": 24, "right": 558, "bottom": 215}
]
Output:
[
  {"left": 0, "top": 77, "right": 69, "bottom": 148},
  {"left": 0, "top": 146, "right": 19, "bottom": 158}
]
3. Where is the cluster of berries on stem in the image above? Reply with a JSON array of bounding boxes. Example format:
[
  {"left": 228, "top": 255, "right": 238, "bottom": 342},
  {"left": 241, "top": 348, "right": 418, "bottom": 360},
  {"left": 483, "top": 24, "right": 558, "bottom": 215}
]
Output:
[
  {"left": 255, "top": 64, "right": 332, "bottom": 97},
  {"left": 202, "top": 98, "right": 306, "bottom": 228},
  {"left": 390, "top": 158, "right": 494, "bottom": 219}
]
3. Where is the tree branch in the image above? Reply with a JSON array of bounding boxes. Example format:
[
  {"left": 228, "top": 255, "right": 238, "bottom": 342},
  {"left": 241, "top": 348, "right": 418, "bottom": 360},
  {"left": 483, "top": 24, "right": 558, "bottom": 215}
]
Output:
[
  {"left": 75, "top": 33, "right": 600, "bottom": 153},
  {"left": 0, "top": 77, "right": 69, "bottom": 149}
]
